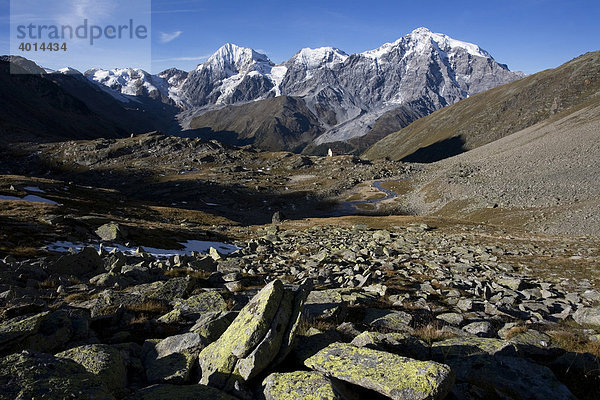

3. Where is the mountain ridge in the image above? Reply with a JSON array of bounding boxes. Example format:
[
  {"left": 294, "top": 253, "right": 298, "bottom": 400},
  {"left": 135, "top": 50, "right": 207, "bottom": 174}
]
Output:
[
  {"left": 363, "top": 50, "right": 600, "bottom": 162},
  {"left": 3, "top": 27, "right": 524, "bottom": 152}
]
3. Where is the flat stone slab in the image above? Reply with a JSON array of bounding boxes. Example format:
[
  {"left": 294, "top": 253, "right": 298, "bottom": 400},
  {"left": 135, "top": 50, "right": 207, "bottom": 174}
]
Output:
[
  {"left": 263, "top": 371, "right": 347, "bottom": 400},
  {"left": 304, "top": 342, "right": 454, "bottom": 400},
  {"left": 124, "top": 384, "right": 236, "bottom": 400},
  {"left": 431, "top": 337, "right": 518, "bottom": 359}
]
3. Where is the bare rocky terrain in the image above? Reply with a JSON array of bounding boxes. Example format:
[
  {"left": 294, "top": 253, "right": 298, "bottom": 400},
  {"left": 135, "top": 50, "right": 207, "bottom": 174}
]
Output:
[
  {"left": 365, "top": 101, "right": 600, "bottom": 237},
  {"left": 0, "top": 127, "right": 599, "bottom": 399}
]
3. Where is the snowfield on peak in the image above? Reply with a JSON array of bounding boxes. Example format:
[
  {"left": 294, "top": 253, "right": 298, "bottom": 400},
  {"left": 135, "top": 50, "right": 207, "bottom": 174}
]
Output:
[
  {"left": 289, "top": 47, "right": 349, "bottom": 70},
  {"left": 198, "top": 43, "right": 273, "bottom": 75},
  {"left": 362, "top": 27, "right": 491, "bottom": 60},
  {"left": 86, "top": 68, "right": 166, "bottom": 97}
]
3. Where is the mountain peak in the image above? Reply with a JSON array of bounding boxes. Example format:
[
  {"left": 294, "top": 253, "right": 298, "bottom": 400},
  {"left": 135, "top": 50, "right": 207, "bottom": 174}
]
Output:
[
  {"left": 406, "top": 27, "right": 491, "bottom": 58},
  {"left": 56, "top": 67, "right": 82, "bottom": 75},
  {"left": 362, "top": 27, "right": 491, "bottom": 60},
  {"left": 290, "top": 46, "right": 349, "bottom": 69},
  {"left": 201, "top": 43, "right": 273, "bottom": 73},
  {"left": 410, "top": 27, "right": 432, "bottom": 35}
]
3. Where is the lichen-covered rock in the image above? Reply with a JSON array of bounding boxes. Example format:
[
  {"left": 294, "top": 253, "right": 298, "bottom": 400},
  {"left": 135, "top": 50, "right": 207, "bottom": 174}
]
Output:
[
  {"left": 159, "top": 291, "right": 228, "bottom": 323},
  {"left": 272, "top": 282, "right": 310, "bottom": 365},
  {"left": 51, "top": 246, "right": 105, "bottom": 277},
  {"left": 431, "top": 337, "right": 518, "bottom": 359},
  {"left": 57, "top": 344, "right": 127, "bottom": 395},
  {"left": 126, "top": 277, "right": 196, "bottom": 302},
  {"left": 190, "top": 311, "right": 237, "bottom": 343},
  {"left": 143, "top": 332, "right": 205, "bottom": 384},
  {"left": 0, "top": 310, "right": 75, "bottom": 355},
  {"left": 436, "top": 312, "right": 464, "bottom": 326},
  {"left": 304, "top": 342, "right": 454, "bottom": 400},
  {"left": 74, "top": 289, "right": 142, "bottom": 318},
  {"left": 305, "top": 290, "right": 346, "bottom": 321},
  {"left": 573, "top": 306, "right": 600, "bottom": 329},
  {"left": 234, "top": 289, "right": 294, "bottom": 381},
  {"left": 199, "top": 280, "right": 308, "bottom": 391},
  {"left": 96, "top": 222, "right": 126, "bottom": 242},
  {"left": 199, "top": 280, "right": 284, "bottom": 388},
  {"left": 351, "top": 331, "right": 428, "bottom": 359},
  {"left": 0, "top": 351, "right": 114, "bottom": 400},
  {"left": 262, "top": 371, "right": 350, "bottom": 400},
  {"left": 462, "top": 321, "right": 492, "bottom": 337},
  {"left": 508, "top": 329, "right": 562, "bottom": 360},
  {"left": 363, "top": 308, "right": 413, "bottom": 332},
  {"left": 125, "top": 384, "right": 236, "bottom": 400}
]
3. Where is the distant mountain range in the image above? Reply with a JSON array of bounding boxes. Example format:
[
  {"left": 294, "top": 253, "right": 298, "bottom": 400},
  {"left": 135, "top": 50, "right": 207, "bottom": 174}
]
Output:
[{"left": 1, "top": 28, "right": 523, "bottom": 152}]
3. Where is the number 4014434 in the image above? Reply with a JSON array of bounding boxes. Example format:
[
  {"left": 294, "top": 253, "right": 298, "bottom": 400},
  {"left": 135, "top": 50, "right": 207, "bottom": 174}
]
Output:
[{"left": 18, "top": 42, "right": 67, "bottom": 52}]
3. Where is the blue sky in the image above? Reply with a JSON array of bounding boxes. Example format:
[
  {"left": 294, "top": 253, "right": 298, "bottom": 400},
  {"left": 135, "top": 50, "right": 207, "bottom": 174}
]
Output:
[{"left": 1, "top": 0, "right": 599, "bottom": 74}]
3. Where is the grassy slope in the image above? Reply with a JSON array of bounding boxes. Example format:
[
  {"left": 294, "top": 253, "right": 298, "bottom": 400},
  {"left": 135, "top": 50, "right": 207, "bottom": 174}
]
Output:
[{"left": 363, "top": 51, "right": 600, "bottom": 161}]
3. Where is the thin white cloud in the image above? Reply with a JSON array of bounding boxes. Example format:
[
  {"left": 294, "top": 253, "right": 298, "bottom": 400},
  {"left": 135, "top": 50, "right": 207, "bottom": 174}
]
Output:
[
  {"left": 151, "top": 9, "right": 204, "bottom": 14},
  {"left": 159, "top": 31, "right": 183, "bottom": 44},
  {"left": 154, "top": 55, "right": 211, "bottom": 62}
]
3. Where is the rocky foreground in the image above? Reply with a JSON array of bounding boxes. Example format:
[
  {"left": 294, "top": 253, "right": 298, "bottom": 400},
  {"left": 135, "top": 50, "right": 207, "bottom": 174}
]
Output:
[{"left": 1, "top": 220, "right": 599, "bottom": 399}]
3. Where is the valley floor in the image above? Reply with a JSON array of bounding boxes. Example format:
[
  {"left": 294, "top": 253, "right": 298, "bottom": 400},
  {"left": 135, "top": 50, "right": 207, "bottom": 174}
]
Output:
[{"left": 0, "top": 133, "right": 599, "bottom": 399}]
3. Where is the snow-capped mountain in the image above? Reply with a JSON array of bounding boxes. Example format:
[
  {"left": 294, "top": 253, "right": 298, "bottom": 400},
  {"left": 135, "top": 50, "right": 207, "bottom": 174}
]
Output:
[
  {"left": 85, "top": 68, "right": 176, "bottom": 105},
  {"left": 157, "top": 68, "right": 188, "bottom": 106},
  {"left": 80, "top": 27, "right": 524, "bottom": 151},
  {"left": 184, "top": 27, "right": 522, "bottom": 146},
  {"left": 56, "top": 67, "right": 82, "bottom": 75},
  {"left": 180, "top": 43, "right": 275, "bottom": 108}
]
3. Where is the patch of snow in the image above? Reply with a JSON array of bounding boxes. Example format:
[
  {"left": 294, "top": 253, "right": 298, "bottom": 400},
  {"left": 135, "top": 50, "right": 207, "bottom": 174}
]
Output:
[
  {"left": 292, "top": 47, "right": 348, "bottom": 70},
  {"left": 24, "top": 186, "right": 45, "bottom": 193},
  {"left": 0, "top": 194, "right": 59, "bottom": 205},
  {"left": 56, "top": 67, "right": 82, "bottom": 75},
  {"left": 267, "top": 65, "right": 288, "bottom": 96},
  {"left": 45, "top": 240, "right": 239, "bottom": 258}
]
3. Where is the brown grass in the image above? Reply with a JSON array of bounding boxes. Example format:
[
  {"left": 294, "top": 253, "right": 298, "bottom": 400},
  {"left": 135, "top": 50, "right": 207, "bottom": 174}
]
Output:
[
  {"left": 549, "top": 330, "right": 600, "bottom": 358},
  {"left": 63, "top": 292, "right": 89, "bottom": 303},
  {"left": 413, "top": 323, "right": 457, "bottom": 345},
  {"left": 38, "top": 278, "right": 59, "bottom": 289},
  {"left": 504, "top": 325, "right": 528, "bottom": 340},
  {"left": 126, "top": 300, "right": 171, "bottom": 315},
  {"left": 379, "top": 180, "right": 414, "bottom": 196},
  {"left": 298, "top": 316, "right": 338, "bottom": 335},
  {"left": 164, "top": 268, "right": 211, "bottom": 280}
]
